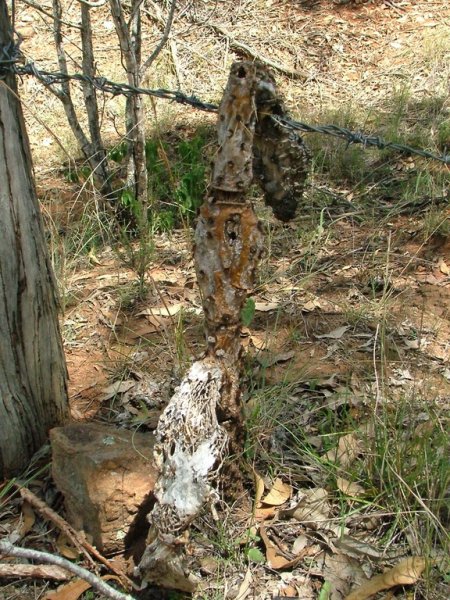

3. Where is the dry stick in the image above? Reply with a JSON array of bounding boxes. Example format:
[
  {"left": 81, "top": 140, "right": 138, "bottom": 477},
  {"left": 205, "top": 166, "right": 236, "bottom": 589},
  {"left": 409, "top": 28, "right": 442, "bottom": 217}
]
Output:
[
  {"left": 76, "top": 0, "right": 107, "bottom": 7},
  {"left": 140, "top": 0, "right": 177, "bottom": 77},
  {"left": 169, "top": 37, "right": 183, "bottom": 87},
  {"left": 109, "top": 0, "right": 148, "bottom": 205},
  {"left": 0, "top": 541, "right": 135, "bottom": 600},
  {"left": 17, "top": 487, "right": 94, "bottom": 567},
  {"left": 0, "top": 563, "right": 71, "bottom": 580},
  {"left": 189, "top": 16, "right": 306, "bottom": 81},
  {"left": 50, "top": 0, "right": 102, "bottom": 175},
  {"left": 17, "top": 486, "right": 136, "bottom": 591},
  {"left": 141, "top": 0, "right": 183, "bottom": 86},
  {"left": 79, "top": 1, "right": 114, "bottom": 199},
  {"left": 19, "top": 0, "right": 82, "bottom": 29}
]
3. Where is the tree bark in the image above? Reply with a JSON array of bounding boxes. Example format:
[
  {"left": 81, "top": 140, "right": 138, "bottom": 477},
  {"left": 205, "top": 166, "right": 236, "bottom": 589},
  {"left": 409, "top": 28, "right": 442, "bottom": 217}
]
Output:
[
  {"left": 49, "top": 0, "right": 113, "bottom": 200},
  {"left": 0, "top": 0, "right": 69, "bottom": 477},
  {"left": 136, "top": 61, "right": 309, "bottom": 592},
  {"left": 109, "top": 0, "right": 148, "bottom": 212},
  {"left": 80, "top": 3, "right": 114, "bottom": 198}
]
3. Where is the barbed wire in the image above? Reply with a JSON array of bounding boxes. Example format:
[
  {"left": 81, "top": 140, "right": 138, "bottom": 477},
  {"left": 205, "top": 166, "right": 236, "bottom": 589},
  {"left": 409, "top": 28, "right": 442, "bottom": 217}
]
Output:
[
  {"left": 0, "top": 52, "right": 219, "bottom": 111},
  {"left": 1, "top": 47, "right": 449, "bottom": 165},
  {"left": 274, "top": 116, "right": 450, "bottom": 165}
]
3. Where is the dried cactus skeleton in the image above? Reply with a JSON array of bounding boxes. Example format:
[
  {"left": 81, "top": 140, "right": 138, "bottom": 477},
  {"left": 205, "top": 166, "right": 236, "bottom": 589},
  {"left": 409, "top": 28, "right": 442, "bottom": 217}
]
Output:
[{"left": 136, "top": 61, "right": 309, "bottom": 590}]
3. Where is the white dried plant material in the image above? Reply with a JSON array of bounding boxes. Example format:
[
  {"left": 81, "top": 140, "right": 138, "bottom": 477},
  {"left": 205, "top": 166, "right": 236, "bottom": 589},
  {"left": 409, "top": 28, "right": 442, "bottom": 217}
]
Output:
[{"left": 150, "top": 360, "right": 228, "bottom": 535}]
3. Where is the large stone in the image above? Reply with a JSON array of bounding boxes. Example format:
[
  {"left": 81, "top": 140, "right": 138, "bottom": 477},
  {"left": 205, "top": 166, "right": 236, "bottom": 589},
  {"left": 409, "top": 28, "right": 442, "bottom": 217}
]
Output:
[{"left": 50, "top": 423, "right": 157, "bottom": 554}]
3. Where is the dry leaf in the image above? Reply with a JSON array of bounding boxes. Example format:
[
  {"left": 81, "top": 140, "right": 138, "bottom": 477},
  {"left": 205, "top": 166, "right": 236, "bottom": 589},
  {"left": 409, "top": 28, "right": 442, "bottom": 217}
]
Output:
[
  {"left": 56, "top": 533, "right": 80, "bottom": 560},
  {"left": 261, "top": 478, "right": 292, "bottom": 506},
  {"left": 255, "top": 301, "right": 279, "bottom": 312},
  {"left": 249, "top": 333, "right": 268, "bottom": 350},
  {"left": 321, "top": 552, "right": 368, "bottom": 600},
  {"left": 281, "top": 488, "right": 330, "bottom": 528},
  {"left": 88, "top": 248, "right": 101, "bottom": 265},
  {"left": 292, "top": 534, "right": 308, "bottom": 554},
  {"left": 283, "top": 487, "right": 347, "bottom": 537},
  {"left": 253, "top": 468, "right": 265, "bottom": 507},
  {"left": 254, "top": 505, "right": 278, "bottom": 521},
  {"left": 334, "top": 536, "right": 384, "bottom": 560},
  {"left": 43, "top": 578, "right": 91, "bottom": 600},
  {"left": 18, "top": 501, "right": 36, "bottom": 538},
  {"left": 278, "top": 584, "right": 299, "bottom": 597},
  {"left": 260, "top": 526, "right": 301, "bottom": 570},
  {"left": 438, "top": 258, "right": 449, "bottom": 275},
  {"left": 324, "top": 433, "right": 362, "bottom": 467},
  {"left": 235, "top": 567, "right": 252, "bottom": 600},
  {"left": 336, "top": 477, "right": 366, "bottom": 498},
  {"left": 137, "top": 304, "right": 184, "bottom": 317},
  {"left": 302, "top": 298, "right": 322, "bottom": 312},
  {"left": 99, "top": 380, "right": 135, "bottom": 401},
  {"left": 403, "top": 338, "right": 420, "bottom": 350},
  {"left": 345, "top": 556, "right": 426, "bottom": 600},
  {"left": 127, "top": 316, "right": 165, "bottom": 338},
  {"left": 316, "top": 326, "right": 350, "bottom": 340},
  {"left": 257, "top": 350, "right": 295, "bottom": 368},
  {"left": 199, "top": 556, "right": 218, "bottom": 574}
]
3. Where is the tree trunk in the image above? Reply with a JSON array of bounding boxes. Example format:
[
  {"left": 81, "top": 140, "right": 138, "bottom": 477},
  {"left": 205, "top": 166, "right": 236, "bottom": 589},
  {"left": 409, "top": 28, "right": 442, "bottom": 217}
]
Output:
[
  {"left": 109, "top": 0, "right": 148, "bottom": 213},
  {"left": 0, "top": 0, "right": 69, "bottom": 477},
  {"left": 80, "top": 4, "right": 114, "bottom": 199}
]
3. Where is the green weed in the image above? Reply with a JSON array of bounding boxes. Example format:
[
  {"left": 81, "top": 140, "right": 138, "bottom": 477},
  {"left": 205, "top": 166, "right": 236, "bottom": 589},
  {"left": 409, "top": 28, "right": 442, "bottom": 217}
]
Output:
[{"left": 144, "top": 130, "right": 207, "bottom": 230}]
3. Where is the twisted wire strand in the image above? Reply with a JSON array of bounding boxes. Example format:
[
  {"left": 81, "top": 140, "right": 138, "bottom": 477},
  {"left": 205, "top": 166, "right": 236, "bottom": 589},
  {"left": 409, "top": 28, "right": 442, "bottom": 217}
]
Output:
[{"left": 1, "top": 45, "right": 449, "bottom": 165}]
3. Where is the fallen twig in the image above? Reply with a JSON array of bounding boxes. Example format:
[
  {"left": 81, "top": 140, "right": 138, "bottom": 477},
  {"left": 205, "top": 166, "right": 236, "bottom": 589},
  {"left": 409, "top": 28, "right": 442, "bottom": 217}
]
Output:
[
  {"left": 0, "top": 563, "right": 71, "bottom": 580},
  {"left": 140, "top": 0, "right": 183, "bottom": 87},
  {"left": 19, "top": 0, "right": 82, "bottom": 29},
  {"left": 17, "top": 485, "right": 136, "bottom": 590},
  {"left": 17, "top": 486, "right": 94, "bottom": 566},
  {"left": 0, "top": 541, "right": 135, "bottom": 600}
]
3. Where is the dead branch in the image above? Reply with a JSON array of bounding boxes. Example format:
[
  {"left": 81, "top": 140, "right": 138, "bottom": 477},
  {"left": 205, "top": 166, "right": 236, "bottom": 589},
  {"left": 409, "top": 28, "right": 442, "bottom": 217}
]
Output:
[
  {"left": 80, "top": 2, "right": 114, "bottom": 197},
  {"left": 17, "top": 486, "right": 93, "bottom": 566},
  {"left": 0, "top": 541, "right": 135, "bottom": 600},
  {"left": 189, "top": 16, "right": 306, "bottom": 81},
  {"left": 51, "top": 0, "right": 91, "bottom": 148},
  {"left": 49, "top": 0, "right": 113, "bottom": 197},
  {"left": 108, "top": 0, "right": 148, "bottom": 206},
  {"left": 19, "top": 0, "right": 81, "bottom": 29},
  {"left": 17, "top": 486, "right": 135, "bottom": 590},
  {"left": 140, "top": 0, "right": 177, "bottom": 78},
  {"left": 138, "top": 0, "right": 183, "bottom": 87},
  {"left": 76, "top": 0, "right": 107, "bottom": 7},
  {"left": 0, "top": 563, "right": 71, "bottom": 580}
]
